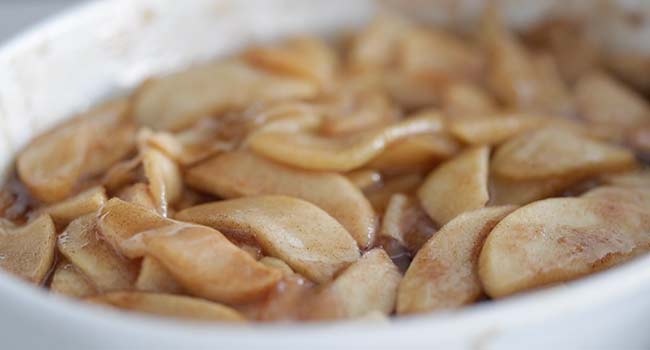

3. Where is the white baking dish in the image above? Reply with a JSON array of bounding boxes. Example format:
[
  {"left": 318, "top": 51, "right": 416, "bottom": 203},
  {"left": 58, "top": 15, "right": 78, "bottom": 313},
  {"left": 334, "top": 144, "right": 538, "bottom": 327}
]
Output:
[{"left": 1, "top": 1, "right": 650, "bottom": 349}]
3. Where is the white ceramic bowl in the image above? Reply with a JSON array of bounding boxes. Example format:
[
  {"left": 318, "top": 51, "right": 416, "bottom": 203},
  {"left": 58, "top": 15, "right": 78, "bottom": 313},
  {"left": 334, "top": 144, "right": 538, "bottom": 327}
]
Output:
[{"left": 1, "top": 1, "right": 650, "bottom": 349}]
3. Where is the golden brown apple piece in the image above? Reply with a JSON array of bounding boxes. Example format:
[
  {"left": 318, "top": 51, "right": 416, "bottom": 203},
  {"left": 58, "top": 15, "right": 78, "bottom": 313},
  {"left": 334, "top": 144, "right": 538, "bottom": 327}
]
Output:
[
  {"left": 41, "top": 186, "right": 107, "bottom": 226},
  {"left": 141, "top": 144, "right": 183, "bottom": 217},
  {"left": 345, "top": 169, "right": 382, "bottom": 191},
  {"left": 58, "top": 214, "right": 138, "bottom": 292},
  {"left": 575, "top": 71, "right": 650, "bottom": 127},
  {"left": 130, "top": 224, "right": 282, "bottom": 304},
  {"left": 379, "top": 193, "right": 436, "bottom": 253},
  {"left": 50, "top": 259, "right": 97, "bottom": 298},
  {"left": 397, "top": 206, "right": 515, "bottom": 314},
  {"left": 442, "top": 82, "right": 497, "bottom": 117},
  {"left": 492, "top": 127, "right": 636, "bottom": 181},
  {"left": 17, "top": 99, "right": 134, "bottom": 203},
  {"left": 348, "top": 14, "right": 412, "bottom": 72},
  {"left": 320, "top": 92, "right": 399, "bottom": 137},
  {"left": 133, "top": 60, "right": 318, "bottom": 131},
  {"left": 489, "top": 173, "right": 580, "bottom": 205},
  {"left": 89, "top": 292, "right": 247, "bottom": 322},
  {"left": 367, "top": 134, "right": 460, "bottom": 174},
  {"left": 418, "top": 146, "right": 490, "bottom": 225},
  {"left": 366, "top": 173, "right": 424, "bottom": 213},
  {"left": 398, "top": 25, "right": 483, "bottom": 80},
  {"left": 185, "top": 151, "right": 376, "bottom": 248},
  {"left": 97, "top": 198, "right": 173, "bottom": 257},
  {"left": 246, "top": 113, "right": 443, "bottom": 171},
  {"left": 0, "top": 214, "right": 56, "bottom": 283},
  {"left": 17, "top": 121, "right": 90, "bottom": 203},
  {"left": 176, "top": 196, "right": 360, "bottom": 283},
  {"left": 259, "top": 257, "right": 294, "bottom": 276},
  {"left": 245, "top": 36, "right": 338, "bottom": 89},
  {"left": 303, "top": 249, "right": 401, "bottom": 320},
  {"left": 448, "top": 114, "right": 545, "bottom": 146},
  {"left": 479, "top": 197, "right": 650, "bottom": 298},
  {"left": 135, "top": 256, "right": 184, "bottom": 294},
  {"left": 116, "top": 183, "right": 157, "bottom": 212}
]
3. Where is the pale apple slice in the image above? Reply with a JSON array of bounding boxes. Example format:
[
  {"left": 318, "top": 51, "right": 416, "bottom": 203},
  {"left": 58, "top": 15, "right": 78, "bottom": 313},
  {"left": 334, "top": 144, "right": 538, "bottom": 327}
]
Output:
[
  {"left": 259, "top": 257, "right": 294, "bottom": 276},
  {"left": 345, "top": 169, "right": 382, "bottom": 191},
  {"left": 600, "top": 170, "right": 650, "bottom": 188},
  {"left": 135, "top": 224, "right": 282, "bottom": 304},
  {"left": 185, "top": 151, "right": 376, "bottom": 248},
  {"left": 479, "top": 197, "right": 650, "bottom": 298},
  {"left": 0, "top": 214, "right": 56, "bottom": 283},
  {"left": 141, "top": 146, "right": 183, "bottom": 217},
  {"left": 442, "top": 82, "right": 497, "bottom": 116},
  {"left": 246, "top": 114, "right": 444, "bottom": 171},
  {"left": 50, "top": 259, "right": 97, "bottom": 298},
  {"left": 58, "top": 214, "right": 138, "bottom": 292},
  {"left": 133, "top": 60, "right": 318, "bottom": 131},
  {"left": 303, "top": 249, "right": 401, "bottom": 320},
  {"left": 321, "top": 92, "right": 399, "bottom": 137},
  {"left": 254, "top": 274, "right": 315, "bottom": 321},
  {"left": 348, "top": 14, "right": 411, "bottom": 72},
  {"left": 89, "top": 292, "right": 247, "bottom": 322},
  {"left": 116, "top": 183, "right": 157, "bottom": 212},
  {"left": 17, "top": 120, "right": 90, "bottom": 203},
  {"left": 481, "top": 5, "right": 539, "bottom": 109},
  {"left": 398, "top": 26, "right": 483, "bottom": 80},
  {"left": 101, "top": 156, "right": 142, "bottom": 193},
  {"left": 397, "top": 206, "right": 515, "bottom": 314},
  {"left": 80, "top": 98, "right": 136, "bottom": 177},
  {"left": 489, "top": 173, "right": 580, "bottom": 205},
  {"left": 380, "top": 193, "right": 436, "bottom": 253},
  {"left": 492, "top": 127, "right": 636, "bottom": 181},
  {"left": 135, "top": 256, "right": 184, "bottom": 294},
  {"left": 42, "top": 186, "right": 107, "bottom": 226},
  {"left": 176, "top": 196, "right": 360, "bottom": 283},
  {"left": 97, "top": 198, "right": 173, "bottom": 257},
  {"left": 417, "top": 146, "right": 490, "bottom": 225},
  {"left": 366, "top": 173, "right": 424, "bottom": 213},
  {"left": 449, "top": 114, "right": 545, "bottom": 145},
  {"left": 575, "top": 71, "right": 650, "bottom": 127},
  {"left": 367, "top": 133, "right": 460, "bottom": 174},
  {"left": 245, "top": 36, "right": 338, "bottom": 89},
  {"left": 582, "top": 186, "right": 650, "bottom": 209}
]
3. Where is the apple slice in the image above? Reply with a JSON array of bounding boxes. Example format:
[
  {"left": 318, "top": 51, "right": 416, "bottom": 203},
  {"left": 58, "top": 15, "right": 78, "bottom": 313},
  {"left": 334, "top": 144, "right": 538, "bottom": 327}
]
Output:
[
  {"left": 397, "top": 206, "right": 515, "bottom": 314},
  {"left": 42, "top": 186, "right": 107, "bottom": 226},
  {"left": 17, "top": 121, "right": 90, "bottom": 203},
  {"left": 247, "top": 113, "right": 443, "bottom": 171},
  {"left": 133, "top": 60, "right": 318, "bottom": 131},
  {"left": 58, "top": 214, "right": 138, "bottom": 292},
  {"left": 133, "top": 224, "right": 281, "bottom": 304},
  {"left": 259, "top": 257, "right": 294, "bottom": 276},
  {"left": 479, "top": 197, "right": 650, "bottom": 298},
  {"left": 176, "top": 196, "right": 360, "bottom": 283},
  {"left": 116, "top": 183, "right": 157, "bottom": 212},
  {"left": 575, "top": 71, "right": 650, "bottom": 127},
  {"left": 0, "top": 214, "right": 56, "bottom": 283},
  {"left": 417, "top": 146, "right": 490, "bottom": 225},
  {"left": 50, "top": 259, "right": 97, "bottom": 298},
  {"left": 303, "top": 249, "right": 401, "bottom": 320},
  {"left": 135, "top": 256, "right": 184, "bottom": 294},
  {"left": 185, "top": 151, "right": 376, "bottom": 248},
  {"left": 492, "top": 127, "right": 635, "bottom": 181},
  {"left": 97, "top": 198, "right": 173, "bottom": 257},
  {"left": 245, "top": 36, "right": 338, "bottom": 89},
  {"left": 449, "top": 114, "right": 545, "bottom": 145},
  {"left": 89, "top": 292, "right": 246, "bottom": 322}
]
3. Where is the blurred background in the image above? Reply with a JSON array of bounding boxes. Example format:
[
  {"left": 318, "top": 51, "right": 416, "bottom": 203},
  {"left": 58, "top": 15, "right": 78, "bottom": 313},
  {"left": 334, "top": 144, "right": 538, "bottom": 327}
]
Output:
[{"left": 0, "top": 0, "right": 82, "bottom": 42}]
